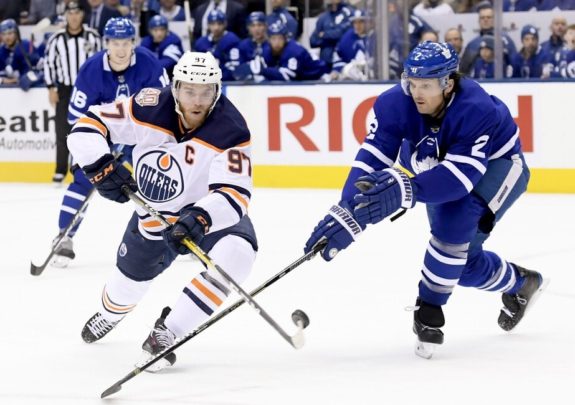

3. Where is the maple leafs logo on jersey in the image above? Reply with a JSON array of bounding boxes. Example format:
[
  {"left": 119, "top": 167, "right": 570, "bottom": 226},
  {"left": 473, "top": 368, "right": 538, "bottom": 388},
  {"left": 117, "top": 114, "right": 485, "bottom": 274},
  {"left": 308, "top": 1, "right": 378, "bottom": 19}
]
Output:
[{"left": 136, "top": 151, "right": 184, "bottom": 202}]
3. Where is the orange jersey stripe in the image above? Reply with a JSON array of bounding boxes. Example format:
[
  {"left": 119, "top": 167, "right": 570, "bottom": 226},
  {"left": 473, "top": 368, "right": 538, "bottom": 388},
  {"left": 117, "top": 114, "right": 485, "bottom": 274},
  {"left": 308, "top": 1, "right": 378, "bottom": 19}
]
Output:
[
  {"left": 129, "top": 100, "right": 176, "bottom": 138},
  {"left": 102, "top": 290, "right": 136, "bottom": 313},
  {"left": 141, "top": 217, "right": 177, "bottom": 228},
  {"left": 78, "top": 117, "right": 107, "bottom": 137},
  {"left": 191, "top": 278, "right": 223, "bottom": 306},
  {"left": 220, "top": 187, "right": 249, "bottom": 209},
  {"left": 192, "top": 138, "right": 224, "bottom": 153}
]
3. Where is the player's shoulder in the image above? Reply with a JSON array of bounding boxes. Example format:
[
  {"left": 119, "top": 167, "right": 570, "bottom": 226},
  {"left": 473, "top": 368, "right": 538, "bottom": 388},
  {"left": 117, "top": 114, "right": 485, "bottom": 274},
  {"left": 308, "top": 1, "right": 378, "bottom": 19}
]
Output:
[
  {"left": 140, "top": 35, "right": 153, "bottom": 48},
  {"left": 194, "top": 95, "right": 250, "bottom": 150},
  {"left": 130, "top": 86, "right": 177, "bottom": 133},
  {"left": 374, "top": 84, "right": 409, "bottom": 111},
  {"left": 455, "top": 79, "right": 495, "bottom": 111},
  {"left": 78, "top": 50, "right": 106, "bottom": 75},
  {"left": 165, "top": 32, "right": 182, "bottom": 45},
  {"left": 135, "top": 46, "right": 160, "bottom": 62}
]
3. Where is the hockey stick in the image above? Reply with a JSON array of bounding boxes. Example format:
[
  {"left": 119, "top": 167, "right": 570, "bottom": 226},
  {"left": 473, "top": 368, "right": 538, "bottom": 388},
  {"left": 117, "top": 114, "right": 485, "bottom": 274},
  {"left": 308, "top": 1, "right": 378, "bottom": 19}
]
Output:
[
  {"left": 123, "top": 187, "right": 310, "bottom": 347},
  {"left": 100, "top": 239, "right": 324, "bottom": 399},
  {"left": 30, "top": 187, "right": 96, "bottom": 276}
]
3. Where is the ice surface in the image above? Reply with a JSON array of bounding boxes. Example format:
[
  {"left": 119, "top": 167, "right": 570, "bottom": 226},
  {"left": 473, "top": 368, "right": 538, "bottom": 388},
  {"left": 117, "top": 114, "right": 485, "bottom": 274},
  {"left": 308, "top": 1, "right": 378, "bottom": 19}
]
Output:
[{"left": 1, "top": 184, "right": 573, "bottom": 404}]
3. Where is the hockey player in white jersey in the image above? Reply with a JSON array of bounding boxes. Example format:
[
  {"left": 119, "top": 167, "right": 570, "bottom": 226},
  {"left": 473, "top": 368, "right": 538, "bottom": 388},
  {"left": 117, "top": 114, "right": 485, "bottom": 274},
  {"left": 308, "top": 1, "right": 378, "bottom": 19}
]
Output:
[{"left": 67, "top": 51, "right": 257, "bottom": 371}]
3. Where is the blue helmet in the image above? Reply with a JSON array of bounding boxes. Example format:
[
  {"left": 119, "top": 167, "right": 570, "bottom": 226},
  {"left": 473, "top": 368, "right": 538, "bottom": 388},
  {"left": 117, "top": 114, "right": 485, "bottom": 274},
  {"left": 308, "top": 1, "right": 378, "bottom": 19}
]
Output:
[
  {"left": 103, "top": 17, "right": 136, "bottom": 40},
  {"left": 403, "top": 41, "right": 459, "bottom": 79},
  {"left": 246, "top": 11, "right": 266, "bottom": 26},
  {"left": 148, "top": 15, "right": 168, "bottom": 31},
  {"left": 267, "top": 22, "right": 288, "bottom": 37},
  {"left": 0, "top": 18, "right": 18, "bottom": 34},
  {"left": 207, "top": 9, "right": 226, "bottom": 24}
]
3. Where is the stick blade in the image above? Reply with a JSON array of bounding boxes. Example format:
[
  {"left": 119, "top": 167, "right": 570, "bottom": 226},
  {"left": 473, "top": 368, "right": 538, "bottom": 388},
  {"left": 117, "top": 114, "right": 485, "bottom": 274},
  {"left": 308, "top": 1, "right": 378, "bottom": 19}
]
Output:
[
  {"left": 101, "top": 383, "right": 122, "bottom": 399},
  {"left": 30, "top": 262, "right": 45, "bottom": 276}
]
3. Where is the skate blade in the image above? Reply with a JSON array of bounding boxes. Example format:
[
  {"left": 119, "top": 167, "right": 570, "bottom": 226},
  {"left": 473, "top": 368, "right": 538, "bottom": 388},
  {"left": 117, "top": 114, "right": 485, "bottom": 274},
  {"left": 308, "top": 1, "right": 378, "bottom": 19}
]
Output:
[
  {"left": 415, "top": 340, "right": 439, "bottom": 359},
  {"left": 524, "top": 278, "right": 550, "bottom": 318},
  {"left": 137, "top": 351, "right": 173, "bottom": 373},
  {"left": 51, "top": 255, "right": 71, "bottom": 268}
]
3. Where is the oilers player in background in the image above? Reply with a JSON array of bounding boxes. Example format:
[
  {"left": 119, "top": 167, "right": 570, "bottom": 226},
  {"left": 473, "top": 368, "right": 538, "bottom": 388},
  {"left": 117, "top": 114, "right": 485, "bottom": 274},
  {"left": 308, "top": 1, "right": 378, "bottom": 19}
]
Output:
[
  {"left": 140, "top": 14, "right": 184, "bottom": 78},
  {"left": 304, "top": 41, "right": 547, "bottom": 359},
  {"left": 234, "top": 22, "right": 328, "bottom": 82},
  {"left": 194, "top": 9, "right": 240, "bottom": 81},
  {"left": 69, "top": 52, "right": 257, "bottom": 372},
  {"left": 227, "top": 11, "right": 268, "bottom": 79},
  {"left": 50, "top": 17, "right": 169, "bottom": 267}
]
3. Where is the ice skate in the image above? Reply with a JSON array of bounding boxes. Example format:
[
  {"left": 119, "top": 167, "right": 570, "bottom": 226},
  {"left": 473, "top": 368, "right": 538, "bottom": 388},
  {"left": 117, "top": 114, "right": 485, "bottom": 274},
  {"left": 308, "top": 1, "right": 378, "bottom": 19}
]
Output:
[
  {"left": 81, "top": 312, "right": 122, "bottom": 343},
  {"left": 411, "top": 298, "right": 444, "bottom": 359},
  {"left": 140, "top": 307, "right": 177, "bottom": 373},
  {"left": 498, "top": 265, "right": 548, "bottom": 331},
  {"left": 50, "top": 234, "right": 75, "bottom": 268}
]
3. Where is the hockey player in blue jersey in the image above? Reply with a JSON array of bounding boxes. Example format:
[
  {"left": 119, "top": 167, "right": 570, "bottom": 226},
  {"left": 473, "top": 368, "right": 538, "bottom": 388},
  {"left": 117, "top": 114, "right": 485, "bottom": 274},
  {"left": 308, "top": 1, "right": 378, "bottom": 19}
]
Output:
[
  {"left": 0, "top": 19, "right": 42, "bottom": 88},
  {"left": 228, "top": 11, "right": 268, "bottom": 80},
  {"left": 194, "top": 9, "right": 240, "bottom": 81},
  {"left": 140, "top": 14, "right": 184, "bottom": 78},
  {"left": 234, "top": 22, "right": 327, "bottom": 82},
  {"left": 331, "top": 9, "right": 373, "bottom": 81},
  {"left": 267, "top": 0, "right": 298, "bottom": 39},
  {"left": 50, "top": 17, "right": 169, "bottom": 268},
  {"left": 69, "top": 52, "right": 257, "bottom": 371},
  {"left": 309, "top": 0, "right": 354, "bottom": 68},
  {"left": 304, "top": 41, "right": 546, "bottom": 359},
  {"left": 510, "top": 25, "right": 551, "bottom": 79}
]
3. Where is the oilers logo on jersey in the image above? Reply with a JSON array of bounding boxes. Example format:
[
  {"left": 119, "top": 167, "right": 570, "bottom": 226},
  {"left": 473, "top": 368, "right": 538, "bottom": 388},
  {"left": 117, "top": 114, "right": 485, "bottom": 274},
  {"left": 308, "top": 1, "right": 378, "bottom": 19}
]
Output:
[{"left": 136, "top": 151, "right": 184, "bottom": 202}]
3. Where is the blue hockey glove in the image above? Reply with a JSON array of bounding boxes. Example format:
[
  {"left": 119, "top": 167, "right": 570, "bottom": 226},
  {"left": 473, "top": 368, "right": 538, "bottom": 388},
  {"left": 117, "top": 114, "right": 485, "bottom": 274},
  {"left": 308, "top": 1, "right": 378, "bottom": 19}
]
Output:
[
  {"left": 83, "top": 153, "right": 137, "bottom": 203},
  {"left": 353, "top": 168, "right": 416, "bottom": 227},
  {"left": 304, "top": 202, "right": 364, "bottom": 262},
  {"left": 163, "top": 206, "right": 212, "bottom": 255}
]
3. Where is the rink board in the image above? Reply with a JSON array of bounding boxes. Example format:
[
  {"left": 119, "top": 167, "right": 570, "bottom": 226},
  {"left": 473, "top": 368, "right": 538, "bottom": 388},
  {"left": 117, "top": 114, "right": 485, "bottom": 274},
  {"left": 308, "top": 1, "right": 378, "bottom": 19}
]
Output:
[{"left": 0, "top": 82, "right": 574, "bottom": 192}]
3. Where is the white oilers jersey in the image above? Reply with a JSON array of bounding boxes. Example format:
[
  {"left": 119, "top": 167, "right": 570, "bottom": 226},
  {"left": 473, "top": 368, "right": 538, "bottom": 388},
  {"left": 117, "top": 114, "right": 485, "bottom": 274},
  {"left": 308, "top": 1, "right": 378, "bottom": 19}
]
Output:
[{"left": 67, "top": 86, "right": 252, "bottom": 240}]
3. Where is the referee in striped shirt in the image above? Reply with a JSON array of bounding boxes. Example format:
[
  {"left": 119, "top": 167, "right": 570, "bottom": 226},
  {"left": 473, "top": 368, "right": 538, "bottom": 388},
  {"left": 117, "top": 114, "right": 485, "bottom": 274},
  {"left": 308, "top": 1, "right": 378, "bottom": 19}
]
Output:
[{"left": 44, "top": 2, "right": 101, "bottom": 184}]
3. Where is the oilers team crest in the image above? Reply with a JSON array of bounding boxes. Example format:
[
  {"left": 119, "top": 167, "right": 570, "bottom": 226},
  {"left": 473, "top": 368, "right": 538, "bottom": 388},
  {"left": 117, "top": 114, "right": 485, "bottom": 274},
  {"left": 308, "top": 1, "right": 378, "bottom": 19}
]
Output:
[{"left": 136, "top": 151, "right": 184, "bottom": 202}]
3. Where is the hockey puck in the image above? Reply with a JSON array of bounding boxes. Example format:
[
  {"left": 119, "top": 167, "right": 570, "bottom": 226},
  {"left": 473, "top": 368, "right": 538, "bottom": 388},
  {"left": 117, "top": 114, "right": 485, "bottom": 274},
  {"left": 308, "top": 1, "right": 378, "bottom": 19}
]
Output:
[{"left": 291, "top": 309, "right": 310, "bottom": 329}]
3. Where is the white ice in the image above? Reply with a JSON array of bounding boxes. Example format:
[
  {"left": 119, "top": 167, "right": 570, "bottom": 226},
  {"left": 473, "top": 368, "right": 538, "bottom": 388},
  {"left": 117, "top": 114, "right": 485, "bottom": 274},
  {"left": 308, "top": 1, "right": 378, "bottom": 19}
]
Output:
[{"left": 1, "top": 184, "right": 573, "bottom": 405}]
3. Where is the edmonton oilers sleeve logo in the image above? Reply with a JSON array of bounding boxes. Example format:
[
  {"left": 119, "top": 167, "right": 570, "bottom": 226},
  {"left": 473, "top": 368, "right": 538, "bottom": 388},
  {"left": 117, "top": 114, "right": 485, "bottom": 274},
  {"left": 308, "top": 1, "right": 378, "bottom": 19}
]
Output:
[{"left": 135, "top": 151, "right": 184, "bottom": 202}]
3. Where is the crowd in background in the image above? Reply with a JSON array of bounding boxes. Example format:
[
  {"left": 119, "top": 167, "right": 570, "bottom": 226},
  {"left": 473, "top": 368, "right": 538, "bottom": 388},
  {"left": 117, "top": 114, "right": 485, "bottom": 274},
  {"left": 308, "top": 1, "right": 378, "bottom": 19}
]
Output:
[{"left": 0, "top": 0, "right": 574, "bottom": 89}]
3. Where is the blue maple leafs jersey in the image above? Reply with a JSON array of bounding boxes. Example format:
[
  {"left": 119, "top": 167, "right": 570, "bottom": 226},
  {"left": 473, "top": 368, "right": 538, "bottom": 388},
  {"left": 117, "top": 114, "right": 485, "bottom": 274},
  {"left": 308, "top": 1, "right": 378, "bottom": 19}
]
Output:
[
  {"left": 68, "top": 47, "right": 169, "bottom": 124},
  {"left": 194, "top": 31, "right": 240, "bottom": 81},
  {"left": 342, "top": 79, "right": 521, "bottom": 205},
  {"left": 261, "top": 40, "right": 328, "bottom": 81},
  {"left": 509, "top": 46, "right": 550, "bottom": 78},
  {"left": 140, "top": 31, "right": 184, "bottom": 76}
]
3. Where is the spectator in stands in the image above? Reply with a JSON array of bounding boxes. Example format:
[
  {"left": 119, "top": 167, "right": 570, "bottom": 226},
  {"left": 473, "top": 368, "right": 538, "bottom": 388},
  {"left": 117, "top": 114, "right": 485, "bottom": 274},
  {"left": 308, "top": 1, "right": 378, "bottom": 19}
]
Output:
[
  {"left": 413, "top": 0, "right": 454, "bottom": 18},
  {"left": 0, "top": 0, "right": 23, "bottom": 22},
  {"left": 193, "top": 0, "right": 247, "bottom": 42},
  {"left": 331, "top": 9, "right": 372, "bottom": 81},
  {"left": 503, "top": 0, "right": 537, "bottom": 11},
  {"left": 267, "top": 0, "right": 298, "bottom": 39},
  {"left": 21, "top": 0, "right": 56, "bottom": 24},
  {"left": 553, "top": 24, "right": 575, "bottom": 77},
  {"left": 86, "top": 0, "right": 122, "bottom": 35},
  {"left": 541, "top": 16, "right": 567, "bottom": 69},
  {"left": 159, "top": 0, "right": 184, "bottom": 22},
  {"left": 234, "top": 22, "right": 328, "bottom": 82},
  {"left": 420, "top": 30, "right": 439, "bottom": 43},
  {"left": 309, "top": 0, "right": 354, "bottom": 68},
  {"left": 0, "top": 18, "right": 42, "bottom": 88},
  {"left": 458, "top": 3, "right": 517, "bottom": 76},
  {"left": 194, "top": 9, "right": 239, "bottom": 81},
  {"left": 510, "top": 24, "right": 550, "bottom": 79},
  {"left": 140, "top": 14, "right": 183, "bottom": 78},
  {"left": 130, "top": 0, "right": 158, "bottom": 37},
  {"left": 105, "top": 0, "right": 130, "bottom": 17},
  {"left": 538, "top": 0, "right": 575, "bottom": 11},
  {"left": 470, "top": 35, "right": 496, "bottom": 79},
  {"left": 444, "top": 27, "right": 463, "bottom": 56}
]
